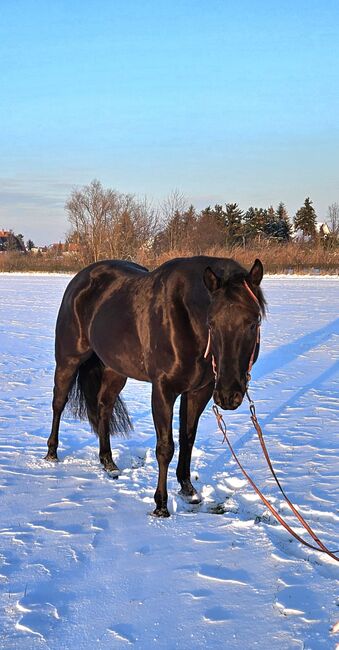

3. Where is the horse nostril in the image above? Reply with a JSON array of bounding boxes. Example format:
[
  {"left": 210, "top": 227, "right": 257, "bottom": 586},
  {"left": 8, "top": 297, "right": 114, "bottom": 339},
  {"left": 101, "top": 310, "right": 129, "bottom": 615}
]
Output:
[
  {"left": 214, "top": 389, "right": 243, "bottom": 410},
  {"left": 231, "top": 392, "right": 243, "bottom": 408}
]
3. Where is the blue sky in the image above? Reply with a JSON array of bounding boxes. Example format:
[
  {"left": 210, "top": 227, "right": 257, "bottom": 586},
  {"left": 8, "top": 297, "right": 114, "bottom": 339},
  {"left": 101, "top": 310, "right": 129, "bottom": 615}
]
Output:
[{"left": 1, "top": 0, "right": 339, "bottom": 243}]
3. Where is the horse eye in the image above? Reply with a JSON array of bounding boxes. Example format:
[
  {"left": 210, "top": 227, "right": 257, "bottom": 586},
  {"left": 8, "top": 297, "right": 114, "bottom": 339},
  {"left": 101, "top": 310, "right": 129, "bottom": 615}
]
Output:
[{"left": 250, "top": 322, "right": 257, "bottom": 331}]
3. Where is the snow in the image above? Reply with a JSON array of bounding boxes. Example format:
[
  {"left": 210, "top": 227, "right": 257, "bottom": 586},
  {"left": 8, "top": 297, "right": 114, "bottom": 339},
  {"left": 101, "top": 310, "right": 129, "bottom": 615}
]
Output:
[{"left": 0, "top": 273, "right": 338, "bottom": 650}]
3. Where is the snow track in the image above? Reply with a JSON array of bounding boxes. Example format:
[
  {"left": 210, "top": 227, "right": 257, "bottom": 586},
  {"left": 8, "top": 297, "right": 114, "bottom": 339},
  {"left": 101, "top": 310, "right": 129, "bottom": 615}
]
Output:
[{"left": 0, "top": 274, "right": 338, "bottom": 649}]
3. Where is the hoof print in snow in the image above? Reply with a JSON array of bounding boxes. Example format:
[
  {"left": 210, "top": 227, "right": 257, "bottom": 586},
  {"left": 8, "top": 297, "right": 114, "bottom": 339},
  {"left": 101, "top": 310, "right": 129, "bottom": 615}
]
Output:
[
  {"left": 254, "top": 513, "right": 277, "bottom": 525},
  {"left": 208, "top": 503, "right": 227, "bottom": 515},
  {"left": 131, "top": 454, "right": 146, "bottom": 469},
  {"left": 203, "top": 606, "right": 230, "bottom": 623},
  {"left": 108, "top": 624, "right": 137, "bottom": 644}
]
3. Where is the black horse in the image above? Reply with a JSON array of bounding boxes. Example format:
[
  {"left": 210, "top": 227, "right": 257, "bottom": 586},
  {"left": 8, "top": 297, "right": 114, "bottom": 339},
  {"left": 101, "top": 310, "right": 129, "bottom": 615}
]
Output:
[{"left": 46, "top": 256, "right": 266, "bottom": 517}]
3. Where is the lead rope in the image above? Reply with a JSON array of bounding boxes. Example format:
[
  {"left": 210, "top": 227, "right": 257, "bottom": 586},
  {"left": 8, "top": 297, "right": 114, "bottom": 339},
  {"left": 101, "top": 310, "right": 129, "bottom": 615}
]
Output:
[
  {"left": 210, "top": 280, "right": 339, "bottom": 562},
  {"left": 245, "top": 388, "right": 339, "bottom": 557},
  {"left": 212, "top": 403, "right": 339, "bottom": 561}
]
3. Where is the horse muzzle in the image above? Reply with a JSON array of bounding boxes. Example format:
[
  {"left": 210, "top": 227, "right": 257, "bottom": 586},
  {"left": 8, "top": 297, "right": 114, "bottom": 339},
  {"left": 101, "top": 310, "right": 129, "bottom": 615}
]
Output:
[{"left": 213, "top": 388, "right": 244, "bottom": 411}]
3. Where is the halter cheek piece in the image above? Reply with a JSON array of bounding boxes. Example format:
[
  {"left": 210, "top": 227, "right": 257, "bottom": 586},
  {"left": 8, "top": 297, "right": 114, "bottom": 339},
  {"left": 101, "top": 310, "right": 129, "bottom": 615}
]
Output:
[
  {"left": 243, "top": 280, "right": 261, "bottom": 382},
  {"left": 204, "top": 280, "right": 261, "bottom": 382}
]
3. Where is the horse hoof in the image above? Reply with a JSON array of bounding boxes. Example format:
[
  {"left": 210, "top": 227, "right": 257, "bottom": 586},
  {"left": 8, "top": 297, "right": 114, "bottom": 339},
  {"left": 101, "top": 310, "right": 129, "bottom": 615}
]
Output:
[
  {"left": 45, "top": 452, "right": 58, "bottom": 462},
  {"left": 104, "top": 465, "right": 120, "bottom": 479},
  {"left": 179, "top": 479, "right": 201, "bottom": 504},
  {"left": 152, "top": 507, "right": 170, "bottom": 518},
  {"left": 179, "top": 489, "right": 201, "bottom": 505}
]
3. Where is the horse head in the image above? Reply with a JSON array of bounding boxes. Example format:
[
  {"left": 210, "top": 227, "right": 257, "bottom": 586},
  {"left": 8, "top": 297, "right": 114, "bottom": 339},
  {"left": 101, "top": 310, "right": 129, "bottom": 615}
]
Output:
[{"left": 203, "top": 259, "right": 266, "bottom": 410}]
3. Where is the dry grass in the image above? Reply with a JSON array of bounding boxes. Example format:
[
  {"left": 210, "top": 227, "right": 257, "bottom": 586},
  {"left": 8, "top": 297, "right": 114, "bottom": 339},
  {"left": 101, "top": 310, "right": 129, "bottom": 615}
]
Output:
[
  {"left": 0, "top": 242, "right": 338, "bottom": 274},
  {"left": 0, "top": 253, "right": 80, "bottom": 274},
  {"left": 137, "top": 242, "right": 339, "bottom": 274}
]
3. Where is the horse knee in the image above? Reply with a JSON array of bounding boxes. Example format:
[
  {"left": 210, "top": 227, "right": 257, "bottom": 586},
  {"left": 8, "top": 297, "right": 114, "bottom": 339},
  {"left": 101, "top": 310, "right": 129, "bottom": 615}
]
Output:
[{"left": 156, "top": 439, "right": 174, "bottom": 464}]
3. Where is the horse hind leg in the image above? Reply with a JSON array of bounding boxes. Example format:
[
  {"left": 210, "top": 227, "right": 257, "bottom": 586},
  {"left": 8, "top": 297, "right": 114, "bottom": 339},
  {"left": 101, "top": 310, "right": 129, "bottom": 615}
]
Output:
[
  {"left": 46, "top": 356, "right": 84, "bottom": 461},
  {"left": 96, "top": 368, "right": 128, "bottom": 476}
]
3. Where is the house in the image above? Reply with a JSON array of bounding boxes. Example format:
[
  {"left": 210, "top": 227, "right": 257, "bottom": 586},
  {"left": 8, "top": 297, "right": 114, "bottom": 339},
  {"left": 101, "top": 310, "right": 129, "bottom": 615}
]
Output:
[
  {"left": 292, "top": 222, "right": 331, "bottom": 242},
  {"left": 68, "top": 242, "right": 80, "bottom": 254},
  {"left": 49, "top": 242, "right": 80, "bottom": 256},
  {"left": 316, "top": 223, "right": 330, "bottom": 238},
  {"left": 0, "top": 230, "right": 26, "bottom": 253}
]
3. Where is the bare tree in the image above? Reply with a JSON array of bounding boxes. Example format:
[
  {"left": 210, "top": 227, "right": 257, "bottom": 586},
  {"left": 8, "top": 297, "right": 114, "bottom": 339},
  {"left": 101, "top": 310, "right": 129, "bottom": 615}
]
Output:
[
  {"left": 66, "top": 180, "right": 159, "bottom": 264},
  {"left": 160, "top": 190, "right": 188, "bottom": 251},
  {"left": 66, "top": 180, "right": 115, "bottom": 263},
  {"left": 326, "top": 202, "right": 339, "bottom": 236}
]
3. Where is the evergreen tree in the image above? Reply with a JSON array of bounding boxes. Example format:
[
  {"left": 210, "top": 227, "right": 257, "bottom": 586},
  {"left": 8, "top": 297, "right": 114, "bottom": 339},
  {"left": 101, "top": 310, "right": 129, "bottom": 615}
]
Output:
[
  {"left": 182, "top": 204, "right": 197, "bottom": 231},
  {"left": 255, "top": 208, "right": 269, "bottom": 235},
  {"left": 213, "top": 204, "right": 226, "bottom": 228},
  {"left": 276, "top": 202, "right": 292, "bottom": 240},
  {"left": 224, "top": 203, "right": 243, "bottom": 246},
  {"left": 264, "top": 206, "right": 278, "bottom": 239},
  {"left": 294, "top": 197, "right": 317, "bottom": 238},
  {"left": 242, "top": 206, "right": 268, "bottom": 241},
  {"left": 267, "top": 205, "right": 276, "bottom": 221},
  {"left": 242, "top": 206, "right": 256, "bottom": 242},
  {"left": 265, "top": 202, "right": 291, "bottom": 241},
  {"left": 276, "top": 201, "right": 288, "bottom": 223},
  {"left": 200, "top": 206, "right": 212, "bottom": 219}
]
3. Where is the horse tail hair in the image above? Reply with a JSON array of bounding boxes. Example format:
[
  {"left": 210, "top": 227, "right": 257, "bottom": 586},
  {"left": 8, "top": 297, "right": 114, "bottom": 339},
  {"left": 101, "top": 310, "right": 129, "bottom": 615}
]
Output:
[{"left": 66, "top": 353, "right": 132, "bottom": 436}]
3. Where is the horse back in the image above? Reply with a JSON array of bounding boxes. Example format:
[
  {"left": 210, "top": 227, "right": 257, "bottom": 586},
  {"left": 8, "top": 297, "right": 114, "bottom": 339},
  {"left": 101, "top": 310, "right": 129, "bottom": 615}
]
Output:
[{"left": 55, "top": 260, "right": 148, "bottom": 360}]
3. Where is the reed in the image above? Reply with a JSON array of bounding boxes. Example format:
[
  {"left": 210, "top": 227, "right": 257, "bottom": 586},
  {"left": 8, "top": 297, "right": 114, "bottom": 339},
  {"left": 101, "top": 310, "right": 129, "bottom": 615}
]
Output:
[{"left": 0, "top": 242, "right": 338, "bottom": 274}]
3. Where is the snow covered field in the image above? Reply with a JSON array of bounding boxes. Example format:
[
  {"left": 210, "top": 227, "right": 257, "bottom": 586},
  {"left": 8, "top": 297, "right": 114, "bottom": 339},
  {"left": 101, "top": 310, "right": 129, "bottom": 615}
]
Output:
[{"left": 0, "top": 273, "right": 338, "bottom": 650}]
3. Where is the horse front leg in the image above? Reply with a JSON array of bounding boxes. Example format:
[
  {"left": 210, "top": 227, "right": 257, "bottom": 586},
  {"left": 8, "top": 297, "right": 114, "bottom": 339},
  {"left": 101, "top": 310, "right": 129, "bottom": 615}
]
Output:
[
  {"left": 151, "top": 380, "right": 177, "bottom": 517},
  {"left": 176, "top": 380, "right": 214, "bottom": 500}
]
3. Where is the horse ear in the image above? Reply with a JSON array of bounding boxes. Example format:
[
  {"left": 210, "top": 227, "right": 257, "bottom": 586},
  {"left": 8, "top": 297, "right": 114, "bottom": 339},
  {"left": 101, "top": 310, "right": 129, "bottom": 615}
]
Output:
[
  {"left": 248, "top": 259, "right": 263, "bottom": 286},
  {"left": 203, "top": 267, "right": 221, "bottom": 293}
]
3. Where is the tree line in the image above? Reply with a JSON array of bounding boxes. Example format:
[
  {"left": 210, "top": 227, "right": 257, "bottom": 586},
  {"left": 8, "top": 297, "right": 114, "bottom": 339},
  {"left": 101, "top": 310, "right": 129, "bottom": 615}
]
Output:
[{"left": 65, "top": 180, "right": 339, "bottom": 265}]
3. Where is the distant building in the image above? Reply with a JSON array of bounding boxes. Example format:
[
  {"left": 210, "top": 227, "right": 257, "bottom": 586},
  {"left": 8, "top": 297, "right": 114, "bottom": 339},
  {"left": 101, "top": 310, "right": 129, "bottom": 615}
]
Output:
[
  {"left": 48, "top": 242, "right": 80, "bottom": 256},
  {"left": 292, "top": 222, "right": 331, "bottom": 242},
  {"left": 50, "top": 242, "right": 65, "bottom": 255},
  {"left": 0, "top": 230, "right": 26, "bottom": 253},
  {"left": 68, "top": 242, "right": 80, "bottom": 254},
  {"left": 316, "top": 223, "right": 330, "bottom": 238}
]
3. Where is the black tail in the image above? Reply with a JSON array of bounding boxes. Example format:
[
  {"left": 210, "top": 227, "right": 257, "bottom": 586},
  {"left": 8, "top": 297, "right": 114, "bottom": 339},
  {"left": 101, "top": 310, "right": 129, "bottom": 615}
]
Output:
[{"left": 66, "top": 353, "right": 132, "bottom": 436}]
